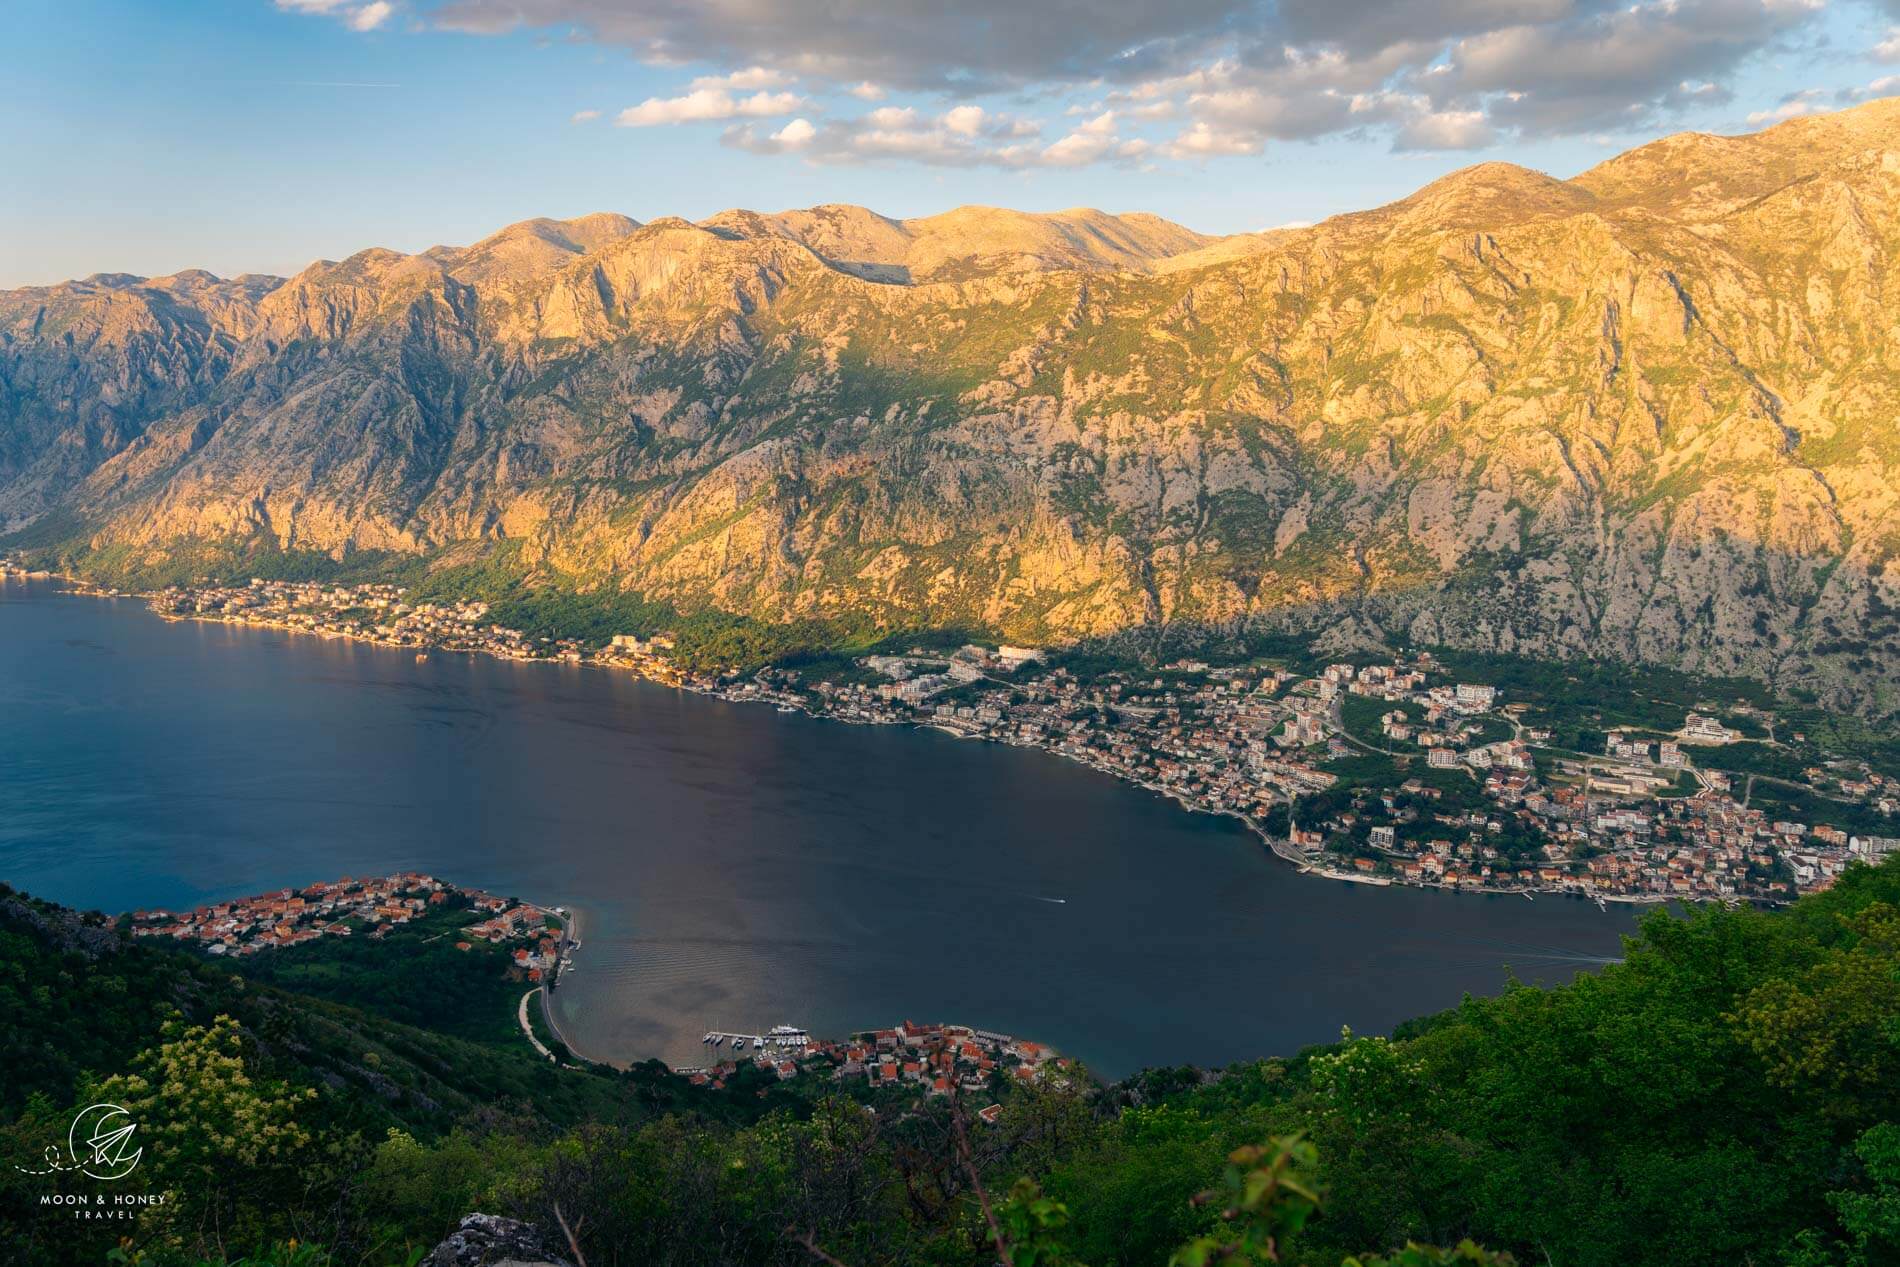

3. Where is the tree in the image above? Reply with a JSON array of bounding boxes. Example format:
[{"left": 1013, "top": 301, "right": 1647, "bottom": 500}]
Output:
[
  {"left": 1169, "top": 1136, "right": 1322, "bottom": 1266},
  {"left": 90, "top": 1015, "right": 327, "bottom": 1257},
  {"left": 1828, "top": 1124, "right": 1900, "bottom": 1267},
  {"left": 1728, "top": 902, "right": 1900, "bottom": 1121}
]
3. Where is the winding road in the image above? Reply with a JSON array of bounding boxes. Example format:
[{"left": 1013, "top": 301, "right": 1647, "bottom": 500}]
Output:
[{"left": 518, "top": 988, "right": 555, "bottom": 1062}]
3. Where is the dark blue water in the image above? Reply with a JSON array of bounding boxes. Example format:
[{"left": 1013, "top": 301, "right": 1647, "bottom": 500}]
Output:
[{"left": 0, "top": 578, "right": 1637, "bottom": 1077}]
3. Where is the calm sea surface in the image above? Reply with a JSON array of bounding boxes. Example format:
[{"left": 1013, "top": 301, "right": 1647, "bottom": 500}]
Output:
[{"left": 0, "top": 578, "right": 1638, "bottom": 1077}]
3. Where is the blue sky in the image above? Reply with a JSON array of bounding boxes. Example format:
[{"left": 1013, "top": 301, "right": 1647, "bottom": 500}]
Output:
[{"left": 3, "top": 0, "right": 1895, "bottom": 286}]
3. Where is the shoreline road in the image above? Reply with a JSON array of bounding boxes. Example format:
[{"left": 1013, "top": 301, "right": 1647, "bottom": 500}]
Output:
[{"left": 519, "top": 988, "right": 555, "bottom": 1062}]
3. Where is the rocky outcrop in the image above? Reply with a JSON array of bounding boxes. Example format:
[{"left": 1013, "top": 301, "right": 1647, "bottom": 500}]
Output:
[
  {"left": 424, "top": 1214, "right": 573, "bottom": 1267},
  {"left": 0, "top": 888, "right": 126, "bottom": 961},
  {"left": 5, "top": 102, "right": 1900, "bottom": 714}
]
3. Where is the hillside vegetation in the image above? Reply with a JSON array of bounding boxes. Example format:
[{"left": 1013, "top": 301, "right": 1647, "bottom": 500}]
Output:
[{"left": 2, "top": 857, "right": 1896, "bottom": 1266}]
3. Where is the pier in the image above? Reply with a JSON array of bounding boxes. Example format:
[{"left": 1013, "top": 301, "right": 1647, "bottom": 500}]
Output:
[{"left": 702, "top": 1026, "right": 810, "bottom": 1050}]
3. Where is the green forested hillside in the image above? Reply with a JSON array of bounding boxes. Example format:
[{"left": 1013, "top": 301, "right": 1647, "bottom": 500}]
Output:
[
  {"left": 0, "top": 885, "right": 778, "bottom": 1264},
  {"left": 2, "top": 859, "right": 1897, "bottom": 1266}
]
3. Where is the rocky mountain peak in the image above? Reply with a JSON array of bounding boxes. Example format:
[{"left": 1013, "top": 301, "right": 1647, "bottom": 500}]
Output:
[
  {"left": 699, "top": 201, "right": 1212, "bottom": 283},
  {"left": 1379, "top": 161, "right": 1598, "bottom": 233},
  {"left": 7, "top": 100, "right": 1900, "bottom": 716},
  {"left": 429, "top": 213, "right": 642, "bottom": 284}
]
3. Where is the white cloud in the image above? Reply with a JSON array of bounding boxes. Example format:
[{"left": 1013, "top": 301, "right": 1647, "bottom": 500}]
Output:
[
  {"left": 845, "top": 126, "right": 977, "bottom": 162},
  {"left": 429, "top": 0, "right": 1269, "bottom": 93},
  {"left": 773, "top": 117, "right": 817, "bottom": 147},
  {"left": 1394, "top": 108, "right": 1496, "bottom": 150},
  {"left": 690, "top": 66, "right": 793, "bottom": 91},
  {"left": 1166, "top": 121, "right": 1262, "bottom": 157},
  {"left": 1041, "top": 126, "right": 1116, "bottom": 164},
  {"left": 1036, "top": 109, "right": 1122, "bottom": 163},
  {"left": 358, "top": 0, "right": 1846, "bottom": 165},
  {"left": 1837, "top": 73, "right": 1900, "bottom": 105},
  {"left": 275, "top": 0, "right": 394, "bottom": 30},
  {"left": 1432, "top": 0, "right": 1817, "bottom": 135},
  {"left": 1877, "top": 28, "right": 1900, "bottom": 64},
  {"left": 1746, "top": 88, "right": 1826, "bottom": 125},
  {"left": 570, "top": 109, "right": 601, "bottom": 123},
  {"left": 1182, "top": 84, "right": 1359, "bottom": 143},
  {"left": 616, "top": 88, "right": 805, "bottom": 127},
  {"left": 719, "top": 104, "right": 1165, "bottom": 169},
  {"left": 942, "top": 105, "right": 987, "bottom": 136}
]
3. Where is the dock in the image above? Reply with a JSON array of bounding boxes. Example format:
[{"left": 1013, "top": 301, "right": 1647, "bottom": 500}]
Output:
[{"left": 702, "top": 1026, "right": 810, "bottom": 1050}]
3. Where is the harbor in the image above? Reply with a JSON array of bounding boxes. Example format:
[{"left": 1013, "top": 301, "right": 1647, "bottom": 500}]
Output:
[{"left": 700, "top": 1024, "right": 812, "bottom": 1052}]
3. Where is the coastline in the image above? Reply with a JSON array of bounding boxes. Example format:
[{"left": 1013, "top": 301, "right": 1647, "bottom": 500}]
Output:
[
  {"left": 11, "top": 571, "right": 1670, "bottom": 911},
  {"left": 537, "top": 904, "right": 617, "bottom": 1067},
  {"left": 3, "top": 572, "right": 1663, "bottom": 1080}
]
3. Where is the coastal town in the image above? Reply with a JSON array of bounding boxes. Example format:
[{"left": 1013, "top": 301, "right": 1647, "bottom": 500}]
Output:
[
  {"left": 682, "top": 1018, "right": 1071, "bottom": 1111},
  {"left": 52, "top": 573, "right": 1900, "bottom": 907},
  {"left": 118, "top": 860, "right": 1069, "bottom": 1098},
  {"left": 127, "top": 871, "right": 568, "bottom": 981}
]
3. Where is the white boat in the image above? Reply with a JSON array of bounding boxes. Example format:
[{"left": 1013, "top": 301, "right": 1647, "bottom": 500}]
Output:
[{"left": 753, "top": 1036, "right": 764, "bottom": 1048}]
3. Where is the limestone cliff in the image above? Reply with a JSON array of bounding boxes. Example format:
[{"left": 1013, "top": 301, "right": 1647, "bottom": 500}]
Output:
[{"left": 5, "top": 103, "right": 1900, "bottom": 714}]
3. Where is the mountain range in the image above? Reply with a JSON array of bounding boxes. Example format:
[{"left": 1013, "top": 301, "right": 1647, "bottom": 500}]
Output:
[{"left": 5, "top": 100, "right": 1900, "bottom": 714}]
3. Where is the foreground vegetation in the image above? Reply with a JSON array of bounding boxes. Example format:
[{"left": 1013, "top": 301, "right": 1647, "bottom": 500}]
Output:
[{"left": 3, "top": 856, "right": 1897, "bottom": 1266}]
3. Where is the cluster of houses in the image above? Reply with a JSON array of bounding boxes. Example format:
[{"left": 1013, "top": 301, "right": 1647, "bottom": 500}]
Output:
[
  {"left": 153, "top": 580, "right": 586, "bottom": 663},
  {"left": 828, "top": 1020, "right": 1065, "bottom": 1096},
  {"left": 853, "top": 645, "right": 1044, "bottom": 704},
  {"left": 1343, "top": 741, "right": 1896, "bottom": 901},
  {"left": 457, "top": 894, "right": 564, "bottom": 981},
  {"left": 1604, "top": 713, "right": 1747, "bottom": 767},
  {"left": 1564, "top": 796, "right": 1896, "bottom": 898},
  {"left": 127, "top": 872, "right": 559, "bottom": 958},
  {"left": 129, "top": 872, "right": 450, "bottom": 953},
  {"left": 684, "top": 1018, "right": 1064, "bottom": 1110},
  {"left": 714, "top": 652, "right": 1893, "bottom": 903}
]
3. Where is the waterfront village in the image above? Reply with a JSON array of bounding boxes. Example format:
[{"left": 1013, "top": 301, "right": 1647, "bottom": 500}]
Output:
[
  {"left": 122, "top": 865, "right": 1067, "bottom": 1103},
  {"left": 127, "top": 872, "right": 567, "bottom": 980},
  {"left": 683, "top": 1020, "right": 1070, "bottom": 1110},
  {"left": 122, "top": 577, "right": 1900, "bottom": 905}
]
